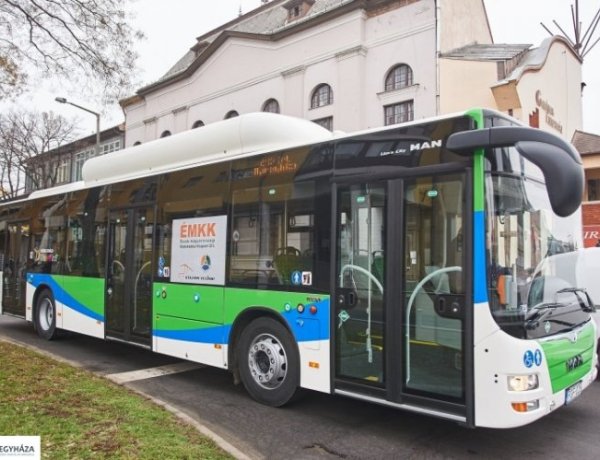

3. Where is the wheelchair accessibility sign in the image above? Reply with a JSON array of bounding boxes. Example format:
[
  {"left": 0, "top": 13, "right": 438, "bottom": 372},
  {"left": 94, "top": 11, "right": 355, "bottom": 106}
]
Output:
[
  {"left": 291, "top": 271, "right": 312, "bottom": 286},
  {"left": 523, "top": 349, "right": 543, "bottom": 368}
]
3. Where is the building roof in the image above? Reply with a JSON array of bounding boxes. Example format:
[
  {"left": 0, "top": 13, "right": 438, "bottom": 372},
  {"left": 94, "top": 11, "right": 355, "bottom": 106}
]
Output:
[
  {"left": 135, "top": 0, "right": 416, "bottom": 97},
  {"left": 572, "top": 130, "right": 600, "bottom": 155},
  {"left": 443, "top": 36, "right": 582, "bottom": 90},
  {"left": 442, "top": 43, "right": 531, "bottom": 61},
  {"left": 501, "top": 35, "right": 581, "bottom": 84},
  {"left": 160, "top": 0, "right": 355, "bottom": 82},
  {"left": 507, "top": 35, "right": 581, "bottom": 81}
]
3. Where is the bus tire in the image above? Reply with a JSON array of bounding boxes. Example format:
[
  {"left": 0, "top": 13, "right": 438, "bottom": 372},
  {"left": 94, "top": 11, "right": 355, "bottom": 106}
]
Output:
[
  {"left": 34, "top": 289, "right": 58, "bottom": 341},
  {"left": 237, "top": 317, "right": 300, "bottom": 407}
]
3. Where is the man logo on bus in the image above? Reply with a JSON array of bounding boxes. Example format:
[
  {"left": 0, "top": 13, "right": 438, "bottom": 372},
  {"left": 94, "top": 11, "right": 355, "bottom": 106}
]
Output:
[
  {"left": 410, "top": 139, "right": 442, "bottom": 151},
  {"left": 201, "top": 255, "right": 211, "bottom": 271}
]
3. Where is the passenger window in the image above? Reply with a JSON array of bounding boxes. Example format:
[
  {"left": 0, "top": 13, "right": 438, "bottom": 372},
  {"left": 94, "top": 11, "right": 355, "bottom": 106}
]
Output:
[
  {"left": 155, "top": 163, "right": 229, "bottom": 282},
  {"left": 66, "top": 187, "right": 107, "bottom": 277},
  {"left": 229, "top": 149, "right": 320, "bottom": 289},
  {"left": 31, "top": 195, "right": 67, "bottom": 275},
  {"left": 230, "top": 183, "right": 315, "bottom": 286}
]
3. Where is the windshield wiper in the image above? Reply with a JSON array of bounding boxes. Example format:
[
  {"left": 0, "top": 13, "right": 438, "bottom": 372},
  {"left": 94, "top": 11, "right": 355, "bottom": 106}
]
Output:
[
  {"left": 525, "top": 302, "right": 561, "bottom": 320},
  {"left": 525, "top": 289, "right": 595, "bottom": 331},
  {"left": 556, "top": 287, "right": 597, "bottom": 313},
  {"left": 525, "top": 302, "right": 563, "bottom": 330}
]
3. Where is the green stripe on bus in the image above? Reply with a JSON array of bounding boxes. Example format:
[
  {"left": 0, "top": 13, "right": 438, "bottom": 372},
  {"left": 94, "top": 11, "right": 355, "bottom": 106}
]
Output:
[
  {"left": 152, "top": 283, "right": 329, "bottom": 327},
  {"left": 153, "top": 283, "right": 225, "bottom": 324},
  {"left": 56, "top": 275, "right": 105, "bottom": 316},
  {"left": 540, "top": 322, "right": 596, "bottom": 393},
  {"left": 223, "top": 288, "right": 325, "bottom": 323},
  {"left": 465, "top": 108, "right": 486, "bottom": 212},
  {"left": 465, "top": 108, "right": 484, "bottom": 129}
]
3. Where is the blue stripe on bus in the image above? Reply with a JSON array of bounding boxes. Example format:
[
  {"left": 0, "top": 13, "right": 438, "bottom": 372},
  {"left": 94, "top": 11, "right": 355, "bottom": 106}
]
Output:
[
  {"left": 153, "top": 325, "right": 231, "bottom": 344},
  {"left": 153, "top": 322, "right": 328, "bottom": 344},
  {"left": 285, "top": 297, "right": 330, "bottom": 342},
  {"left": 473, "top": 210, "right": 488, "bottom": 303},
  {"left": 154, "top": 298, "right": 331, "bottom": 345},
  {"left": 27, "top": 273, "right": 105, "bottom": 322}
]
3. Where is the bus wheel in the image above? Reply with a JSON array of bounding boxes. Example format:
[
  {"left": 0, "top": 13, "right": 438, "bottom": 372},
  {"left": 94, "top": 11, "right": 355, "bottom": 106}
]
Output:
[
  {"left": 238, "top": 317, "right": 299, "bottom": 407},
  {"left": 35, "top": 289, "right": 58, "bottom": 341}
]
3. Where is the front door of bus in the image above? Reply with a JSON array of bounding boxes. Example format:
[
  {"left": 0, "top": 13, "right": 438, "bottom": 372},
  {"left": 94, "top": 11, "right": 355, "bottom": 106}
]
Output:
[
  {"left": 334, "top": 173, "right": 468, "bottom": 415},
  {"left": 105, "top": 207, "right": 154, "bottom": 346}
]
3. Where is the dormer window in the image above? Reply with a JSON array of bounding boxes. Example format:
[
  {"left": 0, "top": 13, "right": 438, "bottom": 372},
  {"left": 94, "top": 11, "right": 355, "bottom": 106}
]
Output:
[
  {"left": 283, "top": 0, "right": 315, "bottom": 22},
  {"left": 191, "top": 41, "right": 209, "bottom": 58}
]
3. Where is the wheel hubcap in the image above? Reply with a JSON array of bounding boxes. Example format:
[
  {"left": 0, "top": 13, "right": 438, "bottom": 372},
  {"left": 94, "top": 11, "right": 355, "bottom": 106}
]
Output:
[
  {"left": 247, "top": 333, "right": 287, "bottom": 390},
  {"left": 39, "top": 298, "right": 53, "bottom": 331}
]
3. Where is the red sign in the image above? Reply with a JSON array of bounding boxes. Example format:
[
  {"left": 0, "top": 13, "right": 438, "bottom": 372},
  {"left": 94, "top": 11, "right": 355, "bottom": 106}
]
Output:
[{"left": 583, "top": 225, "right": 600, "bottom": 248}]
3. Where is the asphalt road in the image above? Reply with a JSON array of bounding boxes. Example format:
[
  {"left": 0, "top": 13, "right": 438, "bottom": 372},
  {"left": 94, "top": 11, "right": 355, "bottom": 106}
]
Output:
[{"left": 1, "top": 314, "right": 599, "bottom": 460}]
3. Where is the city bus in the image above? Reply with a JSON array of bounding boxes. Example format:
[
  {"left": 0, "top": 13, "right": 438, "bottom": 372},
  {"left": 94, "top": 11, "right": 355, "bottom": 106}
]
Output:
[{"left": 0, "top": 109, "right": 597, "bottom": 428}]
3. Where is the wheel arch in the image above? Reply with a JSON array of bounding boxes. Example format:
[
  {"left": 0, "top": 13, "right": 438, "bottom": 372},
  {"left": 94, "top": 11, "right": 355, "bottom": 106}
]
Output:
[{"left": 227, "top": 306, "right": 297, "bottom": 381}]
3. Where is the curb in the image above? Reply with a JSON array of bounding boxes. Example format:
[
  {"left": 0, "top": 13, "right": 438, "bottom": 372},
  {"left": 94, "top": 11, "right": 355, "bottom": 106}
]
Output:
[{"left": 0, "top": 335, "right": 256, "bottom": 460}]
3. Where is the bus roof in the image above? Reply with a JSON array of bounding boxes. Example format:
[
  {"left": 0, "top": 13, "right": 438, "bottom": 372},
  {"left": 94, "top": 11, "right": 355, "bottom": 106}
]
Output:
[
  {"left": 28, "top": 181, "right": 86, "bottom": 200},
  {"left": 82, "top": 112, "right": 335, "bottom": 186},
  {"left": 3, "top": 109, "right": 485, "bottom": 205}
]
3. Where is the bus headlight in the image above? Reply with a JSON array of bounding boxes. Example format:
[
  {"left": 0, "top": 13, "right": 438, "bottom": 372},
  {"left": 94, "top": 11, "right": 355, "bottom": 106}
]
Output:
[{"left": 507, "top": 374, "right": 539, "bottom": 392}]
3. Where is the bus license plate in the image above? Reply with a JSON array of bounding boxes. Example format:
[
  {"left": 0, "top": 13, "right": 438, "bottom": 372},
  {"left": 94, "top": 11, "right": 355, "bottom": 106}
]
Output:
[{"left": 565, "top": 381, "right": 583, "bottom": 405}]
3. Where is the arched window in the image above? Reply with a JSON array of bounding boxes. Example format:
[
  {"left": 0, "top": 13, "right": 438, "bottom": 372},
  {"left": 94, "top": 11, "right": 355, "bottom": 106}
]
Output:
[
  {"left": 310, "top": 84, "right": 333, "bottom": 109},
  {"left": 262, "top": 98, "right": 280, "bottom": 114},
  {"left": 133, "top": 141, "right": 142, "bottom": 146},
  {"left": 385, "top": 64, "right": 413, "bottom": 91},
  {"left": 191, "top": 120, "right": 205, "bottom": 129},
  {"left": 225, "top": 110, "right": 239, "bottom": 119},
  {"left": 160, "top": 130, "right": 172, "bottom": 138}
]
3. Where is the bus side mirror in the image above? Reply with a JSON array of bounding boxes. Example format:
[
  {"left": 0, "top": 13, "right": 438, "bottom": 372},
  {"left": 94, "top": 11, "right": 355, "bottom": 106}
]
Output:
[{"left": 446, "top": 126, "right": 584, "bottom": 217}]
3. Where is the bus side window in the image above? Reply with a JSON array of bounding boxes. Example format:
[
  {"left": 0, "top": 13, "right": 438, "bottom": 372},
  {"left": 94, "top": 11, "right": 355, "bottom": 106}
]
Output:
[
  {"left": 229, "top": 150, "right": 321, "bottom": 288},
  {"left": 155, "top": 164, "right": 229, "bottom": 282},
  {"left": 66, "top": 187, "right": 107, "bottom": 277},
  {"left": 31, "top": 195, "right": 67, "bottom": 275}
]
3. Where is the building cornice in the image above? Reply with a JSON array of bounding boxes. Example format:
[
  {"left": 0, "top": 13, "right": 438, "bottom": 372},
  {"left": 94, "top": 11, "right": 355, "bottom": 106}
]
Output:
[{"left": 335, "top": 45, "right": 368, "bottom": 61}]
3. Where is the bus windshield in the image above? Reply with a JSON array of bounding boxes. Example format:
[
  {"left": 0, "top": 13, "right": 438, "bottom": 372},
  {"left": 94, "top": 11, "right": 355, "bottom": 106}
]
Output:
[{"left": 485, "top": 146, "right": 591, "bottom": 339}]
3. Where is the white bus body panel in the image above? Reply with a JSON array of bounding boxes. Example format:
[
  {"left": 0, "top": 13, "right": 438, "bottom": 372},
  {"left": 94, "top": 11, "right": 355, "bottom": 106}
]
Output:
[
  {"left": 60, "top": 302, "right": 104, "bottom": 339},
  {"left": 25, "top": 283, "right": 34, "bottom": 322},
  {"left": 153, "top": 336, "right": 226, "bottom": 369},
  {"left": 298, "top": 339, "right": 331, "bottom": 393}
]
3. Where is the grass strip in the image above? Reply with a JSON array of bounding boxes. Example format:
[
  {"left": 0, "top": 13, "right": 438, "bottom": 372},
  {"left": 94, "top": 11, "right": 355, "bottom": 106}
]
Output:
[{"left": 0, "top": 341, "right": 233, "bottom": 459}]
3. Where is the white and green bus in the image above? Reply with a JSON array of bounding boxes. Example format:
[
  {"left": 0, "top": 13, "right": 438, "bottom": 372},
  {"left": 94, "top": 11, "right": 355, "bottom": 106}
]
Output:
[{"left": 0, "top": 109, "right": 596, "bottom": 428}]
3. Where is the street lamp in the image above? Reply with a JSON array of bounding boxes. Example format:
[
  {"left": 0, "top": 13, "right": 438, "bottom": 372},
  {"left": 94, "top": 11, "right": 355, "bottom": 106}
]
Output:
[{"left": 55, "top": 97, "right": 101, "bottom": 156}]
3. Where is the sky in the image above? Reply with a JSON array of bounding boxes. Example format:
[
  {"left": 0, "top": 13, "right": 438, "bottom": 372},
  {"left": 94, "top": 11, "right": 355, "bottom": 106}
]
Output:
[{"left": 5, "top": 0, "right": 600, "bottom": 136}]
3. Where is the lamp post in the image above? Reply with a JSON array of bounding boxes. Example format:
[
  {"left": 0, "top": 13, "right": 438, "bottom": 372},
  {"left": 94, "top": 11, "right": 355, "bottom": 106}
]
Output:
[{"left": 55, "top": 97, "right": 101, "bottom": 156}]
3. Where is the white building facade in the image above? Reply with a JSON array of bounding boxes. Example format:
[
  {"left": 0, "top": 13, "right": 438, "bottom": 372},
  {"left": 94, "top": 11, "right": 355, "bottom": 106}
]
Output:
[{"left": 121, "top": 0, "right": 582, "bottom": 145}]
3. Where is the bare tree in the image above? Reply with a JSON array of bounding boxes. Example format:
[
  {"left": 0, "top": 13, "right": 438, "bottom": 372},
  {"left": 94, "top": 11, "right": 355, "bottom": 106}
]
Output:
[
  {"left": 0, "top": 0, "right": 143, "bottom": 103},
  {"left": 0, "top": 110, "right": 77, "bottom": 199},
  {"left": 541, "top": 0, "right": 600, "bottom": 59}
]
